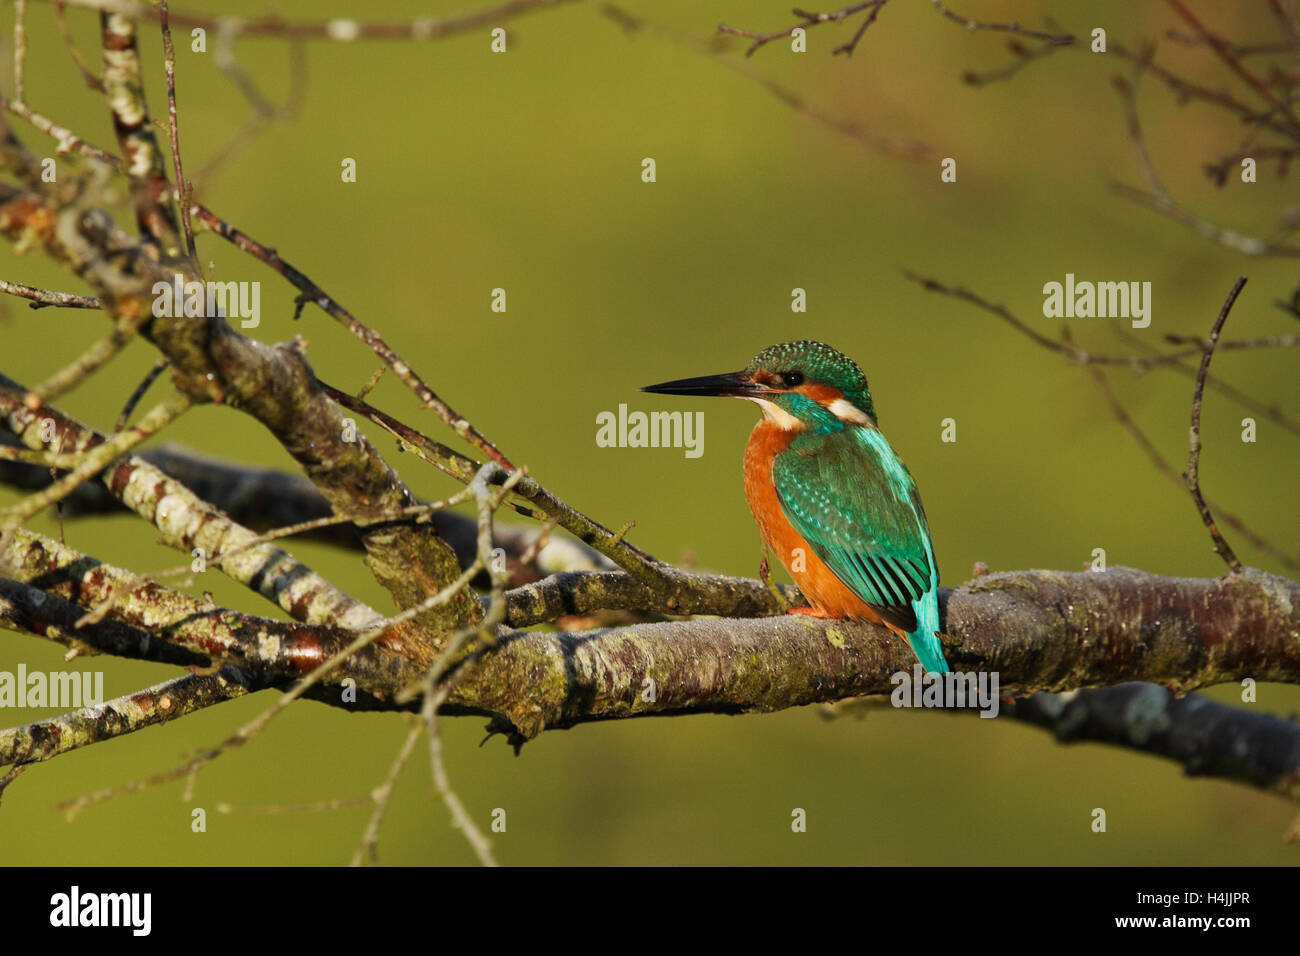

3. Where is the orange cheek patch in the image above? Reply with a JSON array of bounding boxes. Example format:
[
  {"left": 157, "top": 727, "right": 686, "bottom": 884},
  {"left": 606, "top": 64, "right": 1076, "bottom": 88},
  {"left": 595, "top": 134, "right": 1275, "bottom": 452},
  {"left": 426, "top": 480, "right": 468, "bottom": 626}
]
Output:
[{"left": 794, "top": 383, "right": 843, "bottom": 404}]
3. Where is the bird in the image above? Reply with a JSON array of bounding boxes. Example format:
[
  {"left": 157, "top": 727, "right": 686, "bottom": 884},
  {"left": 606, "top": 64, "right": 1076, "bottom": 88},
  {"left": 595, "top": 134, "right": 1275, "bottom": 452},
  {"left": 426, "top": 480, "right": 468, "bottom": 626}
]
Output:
[{"left": 642, "top": 340, "right": 948, "bottom": 673}]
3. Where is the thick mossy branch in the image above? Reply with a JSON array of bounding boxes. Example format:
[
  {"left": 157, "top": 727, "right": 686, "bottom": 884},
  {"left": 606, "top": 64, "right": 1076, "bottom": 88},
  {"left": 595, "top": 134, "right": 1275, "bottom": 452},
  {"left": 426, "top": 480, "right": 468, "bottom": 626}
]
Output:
[
  {"left": 504, "top": 567, "right": 797, "bottom": 625},
  {"left": 4, "top": 531, "right": 1298, "bottom": 799},
  {"left": 450, "top": 567, "right": 1300, "bottom": 741}
]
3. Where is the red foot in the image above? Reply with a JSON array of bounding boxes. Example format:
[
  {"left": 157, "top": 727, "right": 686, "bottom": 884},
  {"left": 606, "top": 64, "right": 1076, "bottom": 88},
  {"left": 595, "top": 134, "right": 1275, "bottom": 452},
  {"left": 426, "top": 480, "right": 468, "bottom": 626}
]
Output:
[{"left": 788, "top": 605, "right": 835, "bottom": 619}]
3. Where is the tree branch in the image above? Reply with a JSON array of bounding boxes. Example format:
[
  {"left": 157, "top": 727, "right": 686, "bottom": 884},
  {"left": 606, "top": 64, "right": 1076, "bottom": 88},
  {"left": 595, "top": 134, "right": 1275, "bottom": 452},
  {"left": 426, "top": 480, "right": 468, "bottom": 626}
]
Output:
[
  {"left": 448, "top": 567, "right": 1300, "bottom": 743},
  {"left": 0, "top": 437, "right": 615, "bottom": 583},
  {"left": 0, "top": 182, "right": 476, "bottom": 643},
  {"left": 1006, "top": 683, "right": 1300, "bottom": 803},
  {"left": 0, "top": 377, "right": 385, "bottom": 629}
]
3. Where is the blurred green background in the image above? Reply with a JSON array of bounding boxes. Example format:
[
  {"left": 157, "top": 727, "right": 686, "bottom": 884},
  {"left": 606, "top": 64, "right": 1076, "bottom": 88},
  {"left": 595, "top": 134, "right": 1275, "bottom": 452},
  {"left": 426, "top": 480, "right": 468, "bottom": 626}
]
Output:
[{"left": 2, "top": 0, "right": 1297, "bottom": 864}]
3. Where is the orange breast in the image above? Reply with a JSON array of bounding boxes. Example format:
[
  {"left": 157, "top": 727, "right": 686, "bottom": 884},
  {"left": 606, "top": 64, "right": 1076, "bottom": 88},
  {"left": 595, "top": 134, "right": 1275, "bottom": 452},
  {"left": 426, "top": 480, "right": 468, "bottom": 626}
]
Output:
[{"left": 742, "top": 421, "right": 894, "bottom": 630}]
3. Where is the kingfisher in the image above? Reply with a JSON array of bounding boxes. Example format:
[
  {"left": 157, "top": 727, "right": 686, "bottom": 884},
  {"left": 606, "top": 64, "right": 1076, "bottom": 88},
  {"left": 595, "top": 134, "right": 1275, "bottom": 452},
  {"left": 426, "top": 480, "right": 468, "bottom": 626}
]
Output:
[{"left": 642, "top": 340, "right": 948, "bottom": 673}]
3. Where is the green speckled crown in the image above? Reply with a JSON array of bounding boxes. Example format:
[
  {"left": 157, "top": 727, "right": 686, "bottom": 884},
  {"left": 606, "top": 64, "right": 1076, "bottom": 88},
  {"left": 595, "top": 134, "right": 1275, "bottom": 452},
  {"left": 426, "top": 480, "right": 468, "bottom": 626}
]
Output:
[{"left": 745, "top": 341, "right": 876, "bottom": 421}]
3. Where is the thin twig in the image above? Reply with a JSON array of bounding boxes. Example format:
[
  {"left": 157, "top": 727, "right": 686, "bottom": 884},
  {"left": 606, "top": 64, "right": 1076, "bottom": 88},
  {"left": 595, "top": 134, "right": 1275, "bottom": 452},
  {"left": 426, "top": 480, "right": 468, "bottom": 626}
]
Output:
[
  {"left": 188, "top": 205, "right": 516, "bottom": 469},
  {"left": 14, "top": 0, "right": 29, "bottom": 104},
  {"left": 962, "top": 37, "right": 1070, "bottom": 86},
  {"left": 1163, "top": 31, "right": 1297, "bottom": 58},
  {"left": 718, "top": 3, "right": 887, "bottom": 58},
  {"left": 1164, "top": 0, "right": 1300, "bottom": 135},
  {"left": 322, "top": 382, "right": 667, "bottom": 581},
  {"left": 215, "top": 795, "right": 372, "bottom": 815},
  {"left": 1083, "top": 363, "right": 1295, "bottom": 570},
  {"left": 114, "top": 360, "right": 169, "bottom": 432},
  {"left": 53, "top": 0, "right": 104, "bottom": 91},
  {"left": 904, "top": 271, "right": 1300, "bottom": 368},
  {"left": 0, "top": 446, "right": 85, "bottom": 468},
  {"left": 1, "top": 88, "right": 516, "bottom": 469},
  {"left": 0, "top": 278, "right": 100, "bottom": 310},
  {"left": 1111, "top": 70, "right": 1300, "bottom": 258},
  {"left": 29, "top": 311, "right": 153, "bottom": 404},
  {"left": 929, "top": 0, "right": 1073, "bottom": 45},
  {"left": 1186, "top": 278, "right": 1247, "bottom": 573},
  {"left": 349, "top": 716, "right": 424, "bottom": 866},
  {"left": 831, "top": 1, "right": 886, "bottom": 56},
  {"left": 603, "top": 5, "right": 927, "bottom": 160},
  {"left": 195, "top": 36, "right": 306, "bottom": 190},
  {"left": 410, "top": 463, "right": 522, "bottom": 866},
  {"left": 425, "top": 682, "right": 496, "bottom": 866},
  {"left": 158, "top": 0, "right": 196, "bottom": 259},
  {"left": 1116, "top": 327, "right": 1300, "bottom": 440}
]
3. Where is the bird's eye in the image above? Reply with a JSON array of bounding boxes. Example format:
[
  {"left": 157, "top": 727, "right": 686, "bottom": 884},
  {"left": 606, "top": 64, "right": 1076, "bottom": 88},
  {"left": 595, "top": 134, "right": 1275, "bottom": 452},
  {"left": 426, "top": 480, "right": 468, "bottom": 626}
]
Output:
[{"left": 780, "top": 371, "right": 804, "bottom": 388}]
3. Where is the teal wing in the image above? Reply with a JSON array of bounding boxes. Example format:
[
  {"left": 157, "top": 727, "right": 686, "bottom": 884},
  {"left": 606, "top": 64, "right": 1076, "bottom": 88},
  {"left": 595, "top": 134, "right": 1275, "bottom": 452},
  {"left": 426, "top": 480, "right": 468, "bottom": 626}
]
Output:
[{"left": 773, "top": 426, "right": 947, "bottom": 672}]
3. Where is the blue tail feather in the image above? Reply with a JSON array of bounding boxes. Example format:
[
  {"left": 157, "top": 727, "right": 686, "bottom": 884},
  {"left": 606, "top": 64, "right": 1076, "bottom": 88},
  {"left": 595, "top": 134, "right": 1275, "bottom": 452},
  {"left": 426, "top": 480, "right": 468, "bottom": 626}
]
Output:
[{"left": 908, "top": 590, "right": 948, "bottom": 673}]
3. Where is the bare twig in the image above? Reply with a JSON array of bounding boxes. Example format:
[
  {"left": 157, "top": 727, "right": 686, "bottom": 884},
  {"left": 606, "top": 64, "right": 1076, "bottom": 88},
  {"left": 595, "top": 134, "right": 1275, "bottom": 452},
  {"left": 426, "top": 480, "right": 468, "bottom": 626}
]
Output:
[
  {"left": 0, "top": 278, "right": 99, "bottom": 310},
  {"left": 0, "top": 94, "right": 118, "bottom": 163},
  {"left": 53, "top": 0, "right": 104, "bottom": 91},
  {"left": 29, "top": 311, "right": 153, "bottom": 403},
  {"left": 14, "top": 0, "right": 29, "bottom": 104},
  {"left": 114, "top": 360, "right": 169, "bottom": 431},
  {"left": 349, "top": 716, "right": 423, "bottom": 866},
  {"left": 1164, "top": 0, "right": 1300, "bottom": 135},
  {"left": 904, "top": 271, "right": 1300, "bottom": 369},
  {"left": 320, "top": 381, "right": 666, "bottom": 582},
  {"left": 603, "top": 5, "right": 927, "bottom": 159},
  {"left": 830, "top": 1, "right": 887, "bottom": 56},
  {"left": 1083, "top": 363, "right": 1295, "bottom": 570},
  {"left": 424, "top": 681, "right": 497, "bottom": 866},
  {"left": 1116, "top": 326, "right": 1300, "bottom": 440},
  {"left": 1111, "top": 71, "right": 1300, "bottom": 257},
  {"left": 1109, "top": 182, "right": 1300, "bottom": 257},
  {"left": 1163, "top": 31, "right": 1297, "bottom": 58},
  {"left": 930, "top": 0, "right": 1073, "bottom": 45},
  {"left": 158, "top": 0, "right": 195, "bottom": 259},
  {"left": 188, "top": 205, "right": 516, "bottom": 470},
  {"left": 717, "top": 3, "right": 888, "bottom": 58},
  {"left": 962, "top": 37, "right": 1072, "bottom": 86},
  {"left": 1185, "top": 277, "right": 1247, "bottom": 573}
]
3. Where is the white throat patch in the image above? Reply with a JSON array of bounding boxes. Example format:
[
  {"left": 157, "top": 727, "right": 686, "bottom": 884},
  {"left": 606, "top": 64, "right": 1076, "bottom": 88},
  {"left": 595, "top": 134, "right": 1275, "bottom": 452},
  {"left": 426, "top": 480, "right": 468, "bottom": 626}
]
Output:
[{"left": 748, "top": 398, "right": 803, "bottom": 430}]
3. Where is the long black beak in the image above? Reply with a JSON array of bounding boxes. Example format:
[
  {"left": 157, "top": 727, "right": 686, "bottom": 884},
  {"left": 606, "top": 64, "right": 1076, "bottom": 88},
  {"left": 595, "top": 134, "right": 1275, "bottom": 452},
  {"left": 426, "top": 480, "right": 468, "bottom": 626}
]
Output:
[{"left": 640, "top": 370, "right": 765, "bottom": 398}]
